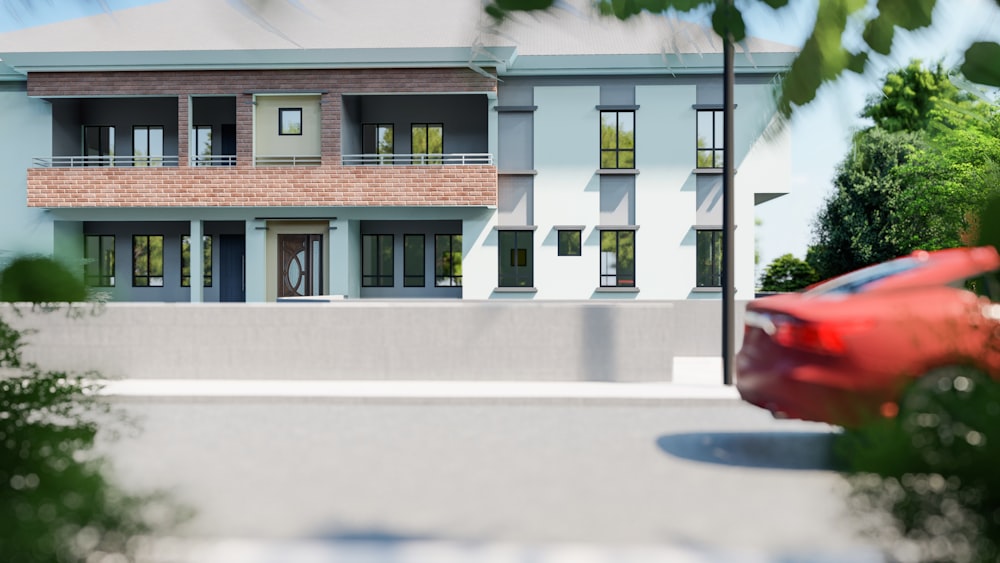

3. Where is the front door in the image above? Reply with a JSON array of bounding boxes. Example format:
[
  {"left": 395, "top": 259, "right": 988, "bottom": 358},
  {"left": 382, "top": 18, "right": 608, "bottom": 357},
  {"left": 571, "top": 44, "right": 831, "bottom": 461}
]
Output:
[
  {"left": 278, "top": 234, "right": 323, "bottom": 297},
  {"left": 219, "top": 234, "right": 245, "bottom": 302}
]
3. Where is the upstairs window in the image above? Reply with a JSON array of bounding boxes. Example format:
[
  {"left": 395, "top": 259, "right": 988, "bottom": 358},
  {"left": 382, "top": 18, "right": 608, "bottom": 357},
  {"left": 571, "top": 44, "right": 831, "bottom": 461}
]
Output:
[
  {"left": 696, "top": 229, "right": 722, "bottom": 288},
  {"left": 83, "top": 125, "right": 115, "bottom": 166},
  {"left": 411, "top": 123, "right": 443, "bottom": 164},
  {"left": 279, "top": 108, "right": 302, "bottom": 135},
  {"left": 362, "top": 123, "right": 394, "bottom": 164},
  {"left": 84, "top": 235, "right": 115, "bottom": 287},
  {"left": 558, "top": 230, "right": 582, "bottom": 257},
  {"left": 600, "top": 111, "right": 634, "bottom": 169},
  {"left": 697, "top": 110, "right": 724, "bottom": 168},
  {"left": 133, "top": 126, "right": 164, "bottom": 167},
  {"left": 194, "top": 125, "right": 213, "bottom": 166}
]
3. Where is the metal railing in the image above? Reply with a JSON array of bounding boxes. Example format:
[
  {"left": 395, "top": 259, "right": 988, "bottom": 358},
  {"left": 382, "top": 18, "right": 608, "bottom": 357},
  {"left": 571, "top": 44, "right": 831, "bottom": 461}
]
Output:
[
  {"left": 254, "top": 155, "right": 322, "bottom": 166},
  {"left": 190, "top": 155, "right": 238, "bottom": 166},
  {"left": 33, "top": 155, "right": 181, "bottom": 168},
  {"left": 341, "top": 153, "right": 493, "bottom": 166}
]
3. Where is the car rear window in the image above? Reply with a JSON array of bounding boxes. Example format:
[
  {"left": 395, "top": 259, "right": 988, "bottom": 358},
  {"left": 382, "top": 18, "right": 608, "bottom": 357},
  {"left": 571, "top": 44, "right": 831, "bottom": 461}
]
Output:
[{"left": 805, "top": 257, "right": 922, "bottom": 296}]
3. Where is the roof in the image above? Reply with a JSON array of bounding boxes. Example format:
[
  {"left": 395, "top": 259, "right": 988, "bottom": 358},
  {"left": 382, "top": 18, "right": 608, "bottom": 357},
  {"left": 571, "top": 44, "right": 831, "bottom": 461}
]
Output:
[{"left": 0, "top": 0, "right": 797, "bottom": 76}]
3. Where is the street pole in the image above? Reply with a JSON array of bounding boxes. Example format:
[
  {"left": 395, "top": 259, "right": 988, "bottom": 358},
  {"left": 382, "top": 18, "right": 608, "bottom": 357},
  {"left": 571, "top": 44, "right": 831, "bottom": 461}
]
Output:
[{"left": 722, "top": 2, "right": 736, "bottom": 386}]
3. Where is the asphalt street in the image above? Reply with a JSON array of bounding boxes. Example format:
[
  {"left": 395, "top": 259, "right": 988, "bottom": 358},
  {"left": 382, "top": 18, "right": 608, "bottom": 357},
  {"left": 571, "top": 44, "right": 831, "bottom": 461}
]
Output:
[{"left": 93, "top": 395, "right": 887, "bottom": 562}]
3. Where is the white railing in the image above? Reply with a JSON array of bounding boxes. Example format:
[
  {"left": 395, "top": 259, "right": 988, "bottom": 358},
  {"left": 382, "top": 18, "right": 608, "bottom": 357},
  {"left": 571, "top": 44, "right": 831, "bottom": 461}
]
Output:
[
  {"left": 341, "top": 153, "right": 493, "bottom": 166},
  {"left": 254, "top": 155, "right": 322, "bottom": 166},
  {"left": 190, "top": 155, "right": 238, "bottom": 166},
  {"left": 33, "top": 156, "right": 181, "bottom": 168}
]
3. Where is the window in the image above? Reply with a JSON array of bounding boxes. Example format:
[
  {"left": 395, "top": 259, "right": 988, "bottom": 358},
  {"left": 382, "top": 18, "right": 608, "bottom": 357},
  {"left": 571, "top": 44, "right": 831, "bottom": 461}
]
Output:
[
  {"left": 362, "top": 234, "right": 394, "bottom": 287},
  {"left": 498, "top": 231, "right": 533, "bottom": 287},
  {"left": 600, "top": 230, "right": 635, "bottom": 287},
  {"left": 279, "top": 108, "right": 302, "bottom": 135},
  {"left": 133, "top": 126, "right": 164, "bottom": 167},
  {"left": 84, "top": 235, "right": 115, "bottom": 287},
  {"left": 403, "top": 235, "right": 425, "bottom": 287},
  {"left": 558, "top": 230, "right": 582, "bottom": 257},
  {"left": 696, "top": 230, "right": 722, "bottom": 288},
  {"left": 697, "top": 110, "right": 724, "bottom": 168},
  {"left": 132, "top": 235, "right": 164, "bottom": 287},
  {"left": 435, "top": 234, "right": 462, "bottom": 287},
  {"left": 83, "top": 125, "right": 114, "bottom": 166},
  {"left": 411, "top": 123, "right": 443, "bottom": 164},
  {"left": 362, "top": 123, "right": 394, "bottom": 164},
  {"left": 181, "top": 235, "right": 213, "bottom": 287},
  {"left": 194, "top": 125, "right": 212, "bottom": 165},
  {"left": 600, "top": 111, "right": 634, "bottom": 169}
]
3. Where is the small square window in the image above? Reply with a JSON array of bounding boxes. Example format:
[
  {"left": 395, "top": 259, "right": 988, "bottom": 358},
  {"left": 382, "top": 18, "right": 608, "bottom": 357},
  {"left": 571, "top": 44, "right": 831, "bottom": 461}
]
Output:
[
  {"left": 558, "top": 230, "right": 581, "bottom": 256},
  {"left": 279, "top": 108, "right": 302, "bottom": 136}
]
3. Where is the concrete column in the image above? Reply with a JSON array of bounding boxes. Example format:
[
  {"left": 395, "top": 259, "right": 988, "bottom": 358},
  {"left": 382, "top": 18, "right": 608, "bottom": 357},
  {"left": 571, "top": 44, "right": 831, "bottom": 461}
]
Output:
[
  {"left": 189, "top": 219, "right": 203, "bottom": 303},
  {"left": 328, "top": 218, "right": 356, "bottom": 298},
  {"left": 245, "top": 219, "right": 267, "bottom": 302}
]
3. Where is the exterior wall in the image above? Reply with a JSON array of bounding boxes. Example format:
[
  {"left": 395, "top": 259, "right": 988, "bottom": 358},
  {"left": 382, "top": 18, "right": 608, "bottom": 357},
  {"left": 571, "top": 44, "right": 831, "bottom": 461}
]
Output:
[
  {"left": 7, "top": 301, "right": 748, "bottom": 382},
  {"left": 349, "top": 94, "right": 488, "bottom": 155},
  {"left": 253, "top": 94, "right": 321, "bottom": 159},
  {"left": 50, "top": 97, "right": 178, "bottom": 159},
  {"left": 27, "top": 165, "right": 498, "bottom": 207},
  {"left": 0, "top": 82, "right": 55, "bottom": 259}
]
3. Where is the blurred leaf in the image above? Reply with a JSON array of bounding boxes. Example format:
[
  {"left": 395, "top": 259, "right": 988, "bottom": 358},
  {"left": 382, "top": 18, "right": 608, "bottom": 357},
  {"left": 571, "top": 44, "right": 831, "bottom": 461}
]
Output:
[
  {"left": 961, "top": 42, "right": 1000, "bottom": 87},
  {"left": 862, "top": 0, "right": 935, "bottom": 55},
  {"left": 761, "top": 0, "right": 790, "bottom": 7},
  {"left": 711, "top": 2, "right": 746, "bottom": 43}
]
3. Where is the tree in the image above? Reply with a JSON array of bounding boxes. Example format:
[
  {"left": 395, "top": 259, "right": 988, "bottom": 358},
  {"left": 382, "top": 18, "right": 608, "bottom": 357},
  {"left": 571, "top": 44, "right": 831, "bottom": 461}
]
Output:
[
  {"left": 862, "top": 60, "right": 964, "bottom": 133},
  {"left": 759, "top": 253, "right": 819, "bottom": 292},
  {"left": 809, "top": 128, "right": 923, "bottom": 280},
  {"left": 484, "top": 0, "right": 1000, "bottom": 116}
]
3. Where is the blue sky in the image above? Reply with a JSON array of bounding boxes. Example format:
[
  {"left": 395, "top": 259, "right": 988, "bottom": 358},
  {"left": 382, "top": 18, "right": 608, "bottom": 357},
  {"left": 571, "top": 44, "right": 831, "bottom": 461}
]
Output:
[{"left": 3, "top": 0, "right": 999, "bottom": 271}]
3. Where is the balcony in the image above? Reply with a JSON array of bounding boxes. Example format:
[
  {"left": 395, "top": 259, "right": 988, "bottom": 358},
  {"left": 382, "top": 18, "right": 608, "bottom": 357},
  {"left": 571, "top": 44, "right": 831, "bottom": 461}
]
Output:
[
  {"left": 341, "top": 153, "right": 493, "bottom": 166},
  {"left": 33, "top": 156, "right": 182, "bottom": 167}
]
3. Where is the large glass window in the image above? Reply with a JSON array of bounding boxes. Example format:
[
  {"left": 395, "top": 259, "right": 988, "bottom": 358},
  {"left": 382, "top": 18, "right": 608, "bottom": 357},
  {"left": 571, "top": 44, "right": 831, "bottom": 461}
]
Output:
[
  {"left": 362, "top": 123, "right": 394, "bottom": 164},
  {"left": 84, "top": 235, "right": 115, "bottom": 287},
  {"left": 435, "top": 234, "right": 462, "bottom": 287},
  {"left": 600, "top": 230, "right": 635, "bottom": 287},
  {"left": 403, "top": 235, "right": 425, "bottom": 287},
  {"left": 411, "top": 123, "right": 443, "bottom": 164},
  {"left": 697, "top": 110, "right": 724, "bottom": 169},
  {"left": 362, "top": 234, "right": 394, "bottom": 287},
  {"left": 600, "top": 111, "right": 634, "bottom": 169},
  {"left": 132, "top": 235, "right": 164, "bottom": 287},
  {"left": 498, "top": 230, "right": 533, "bottom": 288},
  {"left": 194, "top": 125, "right": 213, "bottom": 165},
  {"left": 133, "top": 126, "right": 164, "bottom": 167},
  {"left": 83, "top": 125, "right": 114, "bottom": 166},
  {"left": 696, "top": 229, "right": 722, "bottom": 288},
  {"left": 181, "top": 235, "right": 213, "bottom": 287}
]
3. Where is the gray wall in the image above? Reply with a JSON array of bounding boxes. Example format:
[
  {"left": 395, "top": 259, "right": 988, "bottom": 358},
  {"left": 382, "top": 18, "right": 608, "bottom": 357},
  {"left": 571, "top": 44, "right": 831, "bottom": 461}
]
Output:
[
  {"left": 7, "top": 301, "right": 748, "bottom": 382},
  {"left": 51, "top": 97, "right": 179, "bottom": 158},
  {"left": 352, "top": 94, "right": 488, "bottom": 154}
]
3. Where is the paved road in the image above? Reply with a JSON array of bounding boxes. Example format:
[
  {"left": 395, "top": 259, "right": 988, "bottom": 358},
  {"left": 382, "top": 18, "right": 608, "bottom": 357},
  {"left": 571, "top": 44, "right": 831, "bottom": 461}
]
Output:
[{"left": 95, "top": 396, "right": 884, "bottom": 562}]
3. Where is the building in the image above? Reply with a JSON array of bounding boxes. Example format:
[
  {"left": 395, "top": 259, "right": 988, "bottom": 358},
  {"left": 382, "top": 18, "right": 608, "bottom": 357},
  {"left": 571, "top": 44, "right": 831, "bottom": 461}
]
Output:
[{"left": 0, "top": 0, "right": 794, "bottom": 303}]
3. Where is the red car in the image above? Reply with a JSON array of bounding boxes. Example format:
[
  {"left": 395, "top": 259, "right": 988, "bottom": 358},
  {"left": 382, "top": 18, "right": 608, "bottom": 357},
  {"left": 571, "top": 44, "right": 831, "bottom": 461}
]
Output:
[{"left": 736, "top": 246, "right": 1000, "bottom": 426}]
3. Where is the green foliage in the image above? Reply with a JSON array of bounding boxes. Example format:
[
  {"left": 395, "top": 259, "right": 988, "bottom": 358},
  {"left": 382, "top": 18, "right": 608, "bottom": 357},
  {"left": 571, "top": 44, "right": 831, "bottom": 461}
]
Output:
[
  {"left": 483, "top": 0, "right": 1000, "bottom": 115},
  {"left": 835, "top": 368, "right": 1000, "bottom": 562},
  {"left": 0, "top": 256, "right": 88, "bottom": 304},
  {"left": 809, "top": 128, "right": 923, "bottom": 280},
  {"left": 862, "top": 61, "right": 964, "bottom": 133},
  {"left": 759, "top": 253, "right": 819, "bottom": 291},
  {"left": 0, "top": 312, "right": 188, "bottom": 562}
]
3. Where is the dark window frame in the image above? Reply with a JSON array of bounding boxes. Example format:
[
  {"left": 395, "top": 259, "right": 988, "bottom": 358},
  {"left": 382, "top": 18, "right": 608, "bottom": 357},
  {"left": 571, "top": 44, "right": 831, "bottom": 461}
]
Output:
[
  {"left": 435, "top": 234, "right": 463, "bottom": 287},
  {"left": 132, "top": 234, "right": 164, "bottom": 288},
  {"left": 696, "top": 110, "right": 724, "bottom": 169},
  {"left": 498, "top": 230, "right": 533, "bottom": 288},
  {"left": 696, "top": 229, "right": 723, "bottom": 288},
  {"left": 84, "top": 234, "right": 115, "bottom": 287},
  {"left": 599, "top": 229, "right": 635, "bottom": 288},
  {"left": 279, "top": 107, "right": 303, "bottom": 136},
  {"left": 181, "top": 234, "right": 213, "bottom": 288},
  {"left": 194, "top": 124, "right": 213, "bottom": 165},
  {"left": 362, "top": 234, "right": 395, "bottom": 288},
  {"left": 411, "top": 123, "right": 443, "bottom": 164},
  {"left": 132, "top": 125, "right": 164, "bottom": 167},
  {"left": 600, "top": 110, "right": 635, "bottom": 170},
  {"left": 557, "top": 230, "right": 582, "bottom": 257},
  {"left": 403, "top": 234, "right": 426, "bottom": 288}
]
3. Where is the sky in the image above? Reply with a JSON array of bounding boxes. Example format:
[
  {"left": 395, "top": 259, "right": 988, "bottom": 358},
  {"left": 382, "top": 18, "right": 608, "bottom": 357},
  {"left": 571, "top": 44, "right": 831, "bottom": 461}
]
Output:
[{"left": 2, "top": 0, "right": 1000, "bottom": 272}]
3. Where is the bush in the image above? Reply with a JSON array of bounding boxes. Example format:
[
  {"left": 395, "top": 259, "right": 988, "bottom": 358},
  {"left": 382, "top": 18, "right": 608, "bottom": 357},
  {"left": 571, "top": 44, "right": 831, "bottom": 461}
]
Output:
[{"left": 0, "top": 256, "right": 87, "bottom": 304}]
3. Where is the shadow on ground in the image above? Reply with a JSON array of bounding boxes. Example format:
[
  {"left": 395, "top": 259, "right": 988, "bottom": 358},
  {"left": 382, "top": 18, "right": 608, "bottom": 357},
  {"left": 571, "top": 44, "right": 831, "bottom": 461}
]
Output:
[{"left": 656, "top": 431, "right": 837, "bottom": 470}]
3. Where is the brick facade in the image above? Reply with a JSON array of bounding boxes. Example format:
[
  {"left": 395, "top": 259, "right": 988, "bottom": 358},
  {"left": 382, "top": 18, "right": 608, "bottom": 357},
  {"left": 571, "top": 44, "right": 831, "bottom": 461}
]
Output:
[{"left": 27, "top": 165, "right": 497, "bottom": 208}]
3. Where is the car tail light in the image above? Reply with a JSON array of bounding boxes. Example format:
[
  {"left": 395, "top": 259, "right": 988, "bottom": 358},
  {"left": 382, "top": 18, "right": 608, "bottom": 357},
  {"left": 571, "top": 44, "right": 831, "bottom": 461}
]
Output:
[{"left": 745, "top": 311, "right": 870, "bottom": 355}]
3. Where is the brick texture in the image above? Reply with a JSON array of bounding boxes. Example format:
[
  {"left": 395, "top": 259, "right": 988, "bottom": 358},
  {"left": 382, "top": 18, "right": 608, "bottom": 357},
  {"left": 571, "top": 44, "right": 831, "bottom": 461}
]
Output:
[{"left": 27, "top": 165, "right": 498, "bottom": 208}]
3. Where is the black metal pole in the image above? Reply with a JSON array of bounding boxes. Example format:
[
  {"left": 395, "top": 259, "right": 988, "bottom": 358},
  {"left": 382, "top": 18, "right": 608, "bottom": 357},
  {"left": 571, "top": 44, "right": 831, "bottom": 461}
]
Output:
[{"left": 722, "top": 4, "right": 736, "bottom": 386}]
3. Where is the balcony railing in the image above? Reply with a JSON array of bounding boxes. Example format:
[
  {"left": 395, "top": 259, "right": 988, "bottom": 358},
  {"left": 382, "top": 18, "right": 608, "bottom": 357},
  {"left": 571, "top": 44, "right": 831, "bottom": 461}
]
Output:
[
  {"left": 33, "top": 156, "right": 181, "bottom": 167},
  {"left": 254, "top": 155, "right": 322, "bottom": 166},
  {"left": 341, "top": 153, "right": 494, "bottom": 166},
  {"left": 190, "top": 155, "right": 238, "bottom": 166}
]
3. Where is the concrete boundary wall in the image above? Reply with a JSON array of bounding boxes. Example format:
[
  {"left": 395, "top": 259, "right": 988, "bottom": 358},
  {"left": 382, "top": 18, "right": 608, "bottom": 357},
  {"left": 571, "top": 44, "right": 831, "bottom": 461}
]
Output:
[{"left": 5, "top": 301, "right": 748, "bottom": 383}]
